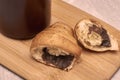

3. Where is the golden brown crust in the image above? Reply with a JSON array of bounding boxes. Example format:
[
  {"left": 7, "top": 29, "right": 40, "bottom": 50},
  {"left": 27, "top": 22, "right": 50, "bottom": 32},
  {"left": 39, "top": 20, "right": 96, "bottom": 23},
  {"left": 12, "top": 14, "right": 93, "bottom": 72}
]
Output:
[
  {"left": 74, "top": 19, "right": 119, "bottom": 52},
  {"left": 30, "top": 22, "right": 81, "bottom": 71}
]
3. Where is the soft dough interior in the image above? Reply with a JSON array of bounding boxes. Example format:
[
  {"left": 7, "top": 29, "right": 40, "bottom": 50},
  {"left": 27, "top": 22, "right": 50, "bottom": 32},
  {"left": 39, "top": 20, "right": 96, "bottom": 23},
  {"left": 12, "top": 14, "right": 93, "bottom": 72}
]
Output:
[
  {"left": 33, "top": 47, "right": 75, "bottom": 70},
  {"left": 77, "top": 20, "right": 111, "bottom": 47}
]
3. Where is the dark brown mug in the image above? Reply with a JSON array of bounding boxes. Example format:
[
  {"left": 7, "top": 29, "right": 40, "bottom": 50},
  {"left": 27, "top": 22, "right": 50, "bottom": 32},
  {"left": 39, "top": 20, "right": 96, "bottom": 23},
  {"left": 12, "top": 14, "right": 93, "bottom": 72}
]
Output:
[{"left": 0, "top": 0, "right": 51, "bottom": 39}]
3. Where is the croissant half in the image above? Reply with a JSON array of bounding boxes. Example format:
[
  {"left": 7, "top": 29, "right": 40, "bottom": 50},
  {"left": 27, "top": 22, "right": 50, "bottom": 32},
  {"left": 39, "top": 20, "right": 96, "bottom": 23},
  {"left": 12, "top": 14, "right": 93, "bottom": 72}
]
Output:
[
  {"left": 30, "top": 22, "right": 81, "bottom": 71},
  {"left": 74, "top": 19, "right": 119, "bottom": 52}
]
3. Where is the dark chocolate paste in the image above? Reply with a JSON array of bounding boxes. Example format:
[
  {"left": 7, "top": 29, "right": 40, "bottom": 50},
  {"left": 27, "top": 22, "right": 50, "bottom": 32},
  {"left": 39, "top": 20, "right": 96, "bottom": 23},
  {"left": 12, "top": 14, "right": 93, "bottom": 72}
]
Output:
[
  {"left": 42, "top": 48, "right": 74, "bottom": 69},
  {"left": 89, "top": 25, "right": 111, "bottom": 47}
]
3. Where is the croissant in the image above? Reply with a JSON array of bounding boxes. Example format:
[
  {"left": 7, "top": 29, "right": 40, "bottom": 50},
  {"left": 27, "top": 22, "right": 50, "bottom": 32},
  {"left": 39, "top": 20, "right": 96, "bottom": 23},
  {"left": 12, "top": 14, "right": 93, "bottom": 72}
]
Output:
[
  {"left": 30, "top": 22, "right": 81, "bottom": 71},
  {"left": 74, "top": 19, "right": 119, "bottom": 52}
]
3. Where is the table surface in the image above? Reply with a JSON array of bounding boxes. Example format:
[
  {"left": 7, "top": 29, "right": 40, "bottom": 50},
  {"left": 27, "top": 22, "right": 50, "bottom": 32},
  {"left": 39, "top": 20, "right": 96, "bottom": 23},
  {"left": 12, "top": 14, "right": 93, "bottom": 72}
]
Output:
[{"left": 0, "top": 0, "right": 120, "bottom": 80}]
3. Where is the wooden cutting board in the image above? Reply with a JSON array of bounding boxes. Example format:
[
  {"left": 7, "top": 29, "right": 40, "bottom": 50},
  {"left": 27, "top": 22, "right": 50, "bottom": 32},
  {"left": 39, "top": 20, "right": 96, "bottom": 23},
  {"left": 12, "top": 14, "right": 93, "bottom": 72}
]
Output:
[{"left": 0, "top": 0, "right": 120, "bottom": 80}]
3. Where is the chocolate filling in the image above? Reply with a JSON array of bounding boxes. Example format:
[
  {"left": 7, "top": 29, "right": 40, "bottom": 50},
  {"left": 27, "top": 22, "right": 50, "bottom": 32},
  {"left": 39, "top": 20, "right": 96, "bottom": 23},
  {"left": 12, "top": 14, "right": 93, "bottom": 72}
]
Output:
[
  {"left": 89, "top": 25, "right": 111, "bottom": 47},
  {"left": 42, "top": 48, "right": 74, "bottom": 69}
]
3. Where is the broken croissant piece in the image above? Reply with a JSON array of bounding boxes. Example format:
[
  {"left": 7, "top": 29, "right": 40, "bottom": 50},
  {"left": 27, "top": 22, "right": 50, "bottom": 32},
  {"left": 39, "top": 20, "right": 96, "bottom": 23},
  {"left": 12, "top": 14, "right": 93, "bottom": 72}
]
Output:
[
  {"left": 30, "top": 22, "right": 81, "bottom": 71},
  {"left": 74, "top": 19, "right": 119, "bottom": 52}
]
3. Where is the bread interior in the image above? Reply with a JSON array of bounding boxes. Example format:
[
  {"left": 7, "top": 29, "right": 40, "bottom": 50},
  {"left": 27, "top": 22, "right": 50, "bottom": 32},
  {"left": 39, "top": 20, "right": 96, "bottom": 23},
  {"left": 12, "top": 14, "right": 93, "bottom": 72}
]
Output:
[{"left": 32, "top": 46, "right": 76, "bottom": 71}]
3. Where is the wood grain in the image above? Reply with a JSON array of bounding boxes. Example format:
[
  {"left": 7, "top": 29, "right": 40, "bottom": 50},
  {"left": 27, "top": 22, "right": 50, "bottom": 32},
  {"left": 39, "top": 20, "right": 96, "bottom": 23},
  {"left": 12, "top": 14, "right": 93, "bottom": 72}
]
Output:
[{"left": 0, "top": 0, "right": 120, "bottom": 80}]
